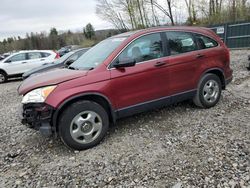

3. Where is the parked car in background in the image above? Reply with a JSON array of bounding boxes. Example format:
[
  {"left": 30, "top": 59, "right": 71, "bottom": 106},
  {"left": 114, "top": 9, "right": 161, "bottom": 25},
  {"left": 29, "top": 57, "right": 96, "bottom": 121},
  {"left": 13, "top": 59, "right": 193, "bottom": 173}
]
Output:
[
  {"left": 0, "top": 53, "right": 11, "bottom": 61},
  {"left": 58, "top": 45, "right": 80, "bottom": 57},
  {"left": 0, "top": 55, "right": 5, "bottom": 61},
  {"left": 0, "top": 50, "right": 60, "bottom": 83},
  {"left": 23, "top": 48, "right": 90, "bottom": 79},
  {"left": 19, "top": 26, "right": 233, "bottom": 150}
]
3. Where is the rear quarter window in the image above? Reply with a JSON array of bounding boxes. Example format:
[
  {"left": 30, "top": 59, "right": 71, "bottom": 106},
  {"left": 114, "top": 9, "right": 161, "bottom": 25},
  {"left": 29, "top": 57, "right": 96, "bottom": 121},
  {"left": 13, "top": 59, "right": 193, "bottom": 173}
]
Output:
[
  {"left": 41, "top": 52, "right": 51, "bottom": 57},
  {"left": 195, "top": 34, "right": 218, "bottom": 49}
]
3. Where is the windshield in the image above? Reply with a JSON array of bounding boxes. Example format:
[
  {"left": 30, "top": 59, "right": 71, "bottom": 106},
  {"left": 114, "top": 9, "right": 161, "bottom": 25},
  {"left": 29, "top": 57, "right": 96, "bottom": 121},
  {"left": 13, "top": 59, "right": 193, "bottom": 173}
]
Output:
[
  {"left": 54, "top": 51, "right": 74, "bottom": 64},
  {"left": 70, "top": 37, "right": 127, "bottom": 70}
]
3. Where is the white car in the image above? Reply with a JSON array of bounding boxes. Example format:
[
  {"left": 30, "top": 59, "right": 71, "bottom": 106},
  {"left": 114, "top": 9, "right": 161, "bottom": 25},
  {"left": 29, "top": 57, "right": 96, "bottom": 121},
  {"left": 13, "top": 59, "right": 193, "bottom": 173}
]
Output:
[{"left": 0, "top": 50, "right": 59, "bottom": 83}]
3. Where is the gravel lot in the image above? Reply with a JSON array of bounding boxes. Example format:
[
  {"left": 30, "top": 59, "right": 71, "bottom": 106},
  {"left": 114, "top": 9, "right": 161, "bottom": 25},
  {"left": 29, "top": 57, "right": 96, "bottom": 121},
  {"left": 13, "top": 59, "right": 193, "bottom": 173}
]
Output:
[{"left": 0, "top": 50, "right": 249, "bottom": 188}]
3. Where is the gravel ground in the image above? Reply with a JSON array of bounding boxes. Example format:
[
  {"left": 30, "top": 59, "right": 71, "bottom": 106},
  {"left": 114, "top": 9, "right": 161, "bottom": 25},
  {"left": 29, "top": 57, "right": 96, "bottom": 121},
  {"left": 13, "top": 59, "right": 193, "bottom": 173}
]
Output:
[{"left": 0, "top": 50, "right": 249, "bottom": 188}]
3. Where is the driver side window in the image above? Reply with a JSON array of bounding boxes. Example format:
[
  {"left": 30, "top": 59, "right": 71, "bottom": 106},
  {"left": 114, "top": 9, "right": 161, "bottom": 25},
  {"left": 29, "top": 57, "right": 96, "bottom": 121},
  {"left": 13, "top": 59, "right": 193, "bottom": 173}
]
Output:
[
  {"left": 8, "top": 53, "right": 27, "bottom": 62},
  {"left": 118, "top": 33, "right": 163, "bottom": 64}
]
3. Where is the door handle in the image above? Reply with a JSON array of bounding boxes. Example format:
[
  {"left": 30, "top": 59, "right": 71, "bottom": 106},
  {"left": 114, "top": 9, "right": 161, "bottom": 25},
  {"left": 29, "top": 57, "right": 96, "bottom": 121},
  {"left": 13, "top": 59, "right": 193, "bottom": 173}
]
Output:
[
  {"left": 22, "top": 62, "right": 27, "bottom": 64},
  {"left": 40, "top": 59, "right": 45, "bottom": 61},
  {"left": 154, "top": 62, "right": 166, "bottom": 67},
  {"left": 196, "top": 54, "right": 205, "bottom": 59}
]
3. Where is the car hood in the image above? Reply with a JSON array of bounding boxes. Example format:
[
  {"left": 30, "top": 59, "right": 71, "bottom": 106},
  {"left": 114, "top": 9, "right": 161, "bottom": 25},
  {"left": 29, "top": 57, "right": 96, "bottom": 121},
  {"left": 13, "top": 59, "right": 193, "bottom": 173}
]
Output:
[
  {"left": 22, "top": 62, "right": 63, "bottom": 79},
  {"left": 18, "top": 68, "right": 88, "bottom": 95}
]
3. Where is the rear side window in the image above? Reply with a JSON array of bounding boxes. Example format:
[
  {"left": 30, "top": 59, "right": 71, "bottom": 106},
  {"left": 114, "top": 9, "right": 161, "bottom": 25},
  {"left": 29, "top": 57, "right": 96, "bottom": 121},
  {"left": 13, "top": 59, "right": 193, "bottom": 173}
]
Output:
[
  {"left": 28, "top": 52, "right": 42, "bottom": 60},
  {"left": 8, "top": 53, "right": 27, "bottom": 62},
  {"left": 118, "top": 33, "right": 163, "bottom": 63},
  {"left": 195, "top": 34, "right": 218, "bottom": 49},
  {"left": 166, "top": 31, "right": 197, "bottom": 55},
  {"left": 41, "top": 52, "right": 51, "bottom": 57}
]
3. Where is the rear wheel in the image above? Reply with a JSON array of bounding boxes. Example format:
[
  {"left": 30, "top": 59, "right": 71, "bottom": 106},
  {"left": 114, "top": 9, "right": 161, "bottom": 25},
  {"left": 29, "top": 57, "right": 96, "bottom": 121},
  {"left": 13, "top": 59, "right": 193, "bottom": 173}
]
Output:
[
  {"left": 58, "top": 100, "right": 109, "bottom": 150},
  {"left": 0, "top": 71, "right": 7, "bottom": 83},
  {"left": 193, "top": 73, "right": 222, "bottom": 108}
]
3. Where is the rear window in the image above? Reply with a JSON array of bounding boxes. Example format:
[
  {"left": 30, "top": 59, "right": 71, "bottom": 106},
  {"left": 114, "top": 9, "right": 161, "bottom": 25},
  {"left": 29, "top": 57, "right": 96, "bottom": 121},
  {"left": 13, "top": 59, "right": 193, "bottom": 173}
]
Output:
[
  {"left": 166, "top": 31, "right": 197, "bottom": 55},
  {"left": 195, "top": 34, "right": 218, "bottom": 49}
]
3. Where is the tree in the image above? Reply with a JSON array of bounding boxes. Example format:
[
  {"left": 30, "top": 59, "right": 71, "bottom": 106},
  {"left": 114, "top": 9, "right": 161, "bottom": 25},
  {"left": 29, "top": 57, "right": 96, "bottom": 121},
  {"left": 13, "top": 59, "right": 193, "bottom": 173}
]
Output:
[
  {"left": 83, "top": 23, "right": 95, "bottom": 39},
  {"left": 49, "top": 27, "right": 59, "bottom": 49},
  {"left": 96, "top": 0, "right": 129, "bottom": 31},
  {"left": 148, "top": 0, "right": 175, "bottom": 25},
  {"left": 50, "top": 28, "right": 58, "bottom": 36}
]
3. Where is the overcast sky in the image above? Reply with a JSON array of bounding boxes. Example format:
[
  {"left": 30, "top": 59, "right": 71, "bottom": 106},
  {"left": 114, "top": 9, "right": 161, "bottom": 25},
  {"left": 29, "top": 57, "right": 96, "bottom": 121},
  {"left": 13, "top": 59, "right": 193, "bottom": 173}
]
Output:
[{"left": 0, "top": 0, "right": 112, "bottom": 41}]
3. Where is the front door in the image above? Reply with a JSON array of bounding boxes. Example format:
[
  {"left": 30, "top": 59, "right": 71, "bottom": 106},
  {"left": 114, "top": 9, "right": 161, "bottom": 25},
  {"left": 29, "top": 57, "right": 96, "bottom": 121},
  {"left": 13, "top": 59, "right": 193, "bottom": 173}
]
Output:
[
  {"left": 4, "top": 53, "right": 28, "bottom": 75},
  {"left": 109, "top": 33, "right": 170, "bottom": 117}
]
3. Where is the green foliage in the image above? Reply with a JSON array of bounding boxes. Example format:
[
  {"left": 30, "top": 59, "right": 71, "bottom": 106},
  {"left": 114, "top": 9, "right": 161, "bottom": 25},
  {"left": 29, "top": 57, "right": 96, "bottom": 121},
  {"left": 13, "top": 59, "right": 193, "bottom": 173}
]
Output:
[
  {"left": 83, "top": 23, "right": 95, "bottom": 39},
  {"left": 0, "top": 29, "right": 85, "bottom": 54},
  {"left": 50, "top": 28, "right": 58, "bottom": 36},
  {"left": 0, "top": 27, "right": 120, "bottom": 54}
]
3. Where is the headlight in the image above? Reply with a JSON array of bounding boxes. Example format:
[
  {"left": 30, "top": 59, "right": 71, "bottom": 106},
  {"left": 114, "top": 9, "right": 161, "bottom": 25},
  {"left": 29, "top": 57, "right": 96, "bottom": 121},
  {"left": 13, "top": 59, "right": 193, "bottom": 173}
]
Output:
[{"left": 22, "top": 85, "right": 57, "bottom": 104}]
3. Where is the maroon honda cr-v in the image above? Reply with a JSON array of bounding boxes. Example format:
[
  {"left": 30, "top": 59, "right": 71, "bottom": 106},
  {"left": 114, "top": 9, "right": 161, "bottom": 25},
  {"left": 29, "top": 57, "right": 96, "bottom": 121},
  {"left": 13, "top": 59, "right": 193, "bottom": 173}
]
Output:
[{"left": 18, "top": 27, "right": 233, "bottom": 150}]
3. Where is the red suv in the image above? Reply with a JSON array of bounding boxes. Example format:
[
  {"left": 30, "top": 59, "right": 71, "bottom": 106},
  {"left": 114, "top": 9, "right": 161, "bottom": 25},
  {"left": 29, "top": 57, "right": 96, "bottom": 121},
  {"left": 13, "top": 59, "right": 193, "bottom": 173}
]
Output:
[{"left": 18, "top": 27, "right": 233, "bottom": 150}]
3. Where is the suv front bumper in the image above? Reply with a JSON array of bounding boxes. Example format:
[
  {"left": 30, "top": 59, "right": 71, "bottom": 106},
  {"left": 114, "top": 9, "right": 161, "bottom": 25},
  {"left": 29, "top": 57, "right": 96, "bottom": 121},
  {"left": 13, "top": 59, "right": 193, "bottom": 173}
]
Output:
[{"left": 20, "top": 103, "right": 54, "bottom": 136}]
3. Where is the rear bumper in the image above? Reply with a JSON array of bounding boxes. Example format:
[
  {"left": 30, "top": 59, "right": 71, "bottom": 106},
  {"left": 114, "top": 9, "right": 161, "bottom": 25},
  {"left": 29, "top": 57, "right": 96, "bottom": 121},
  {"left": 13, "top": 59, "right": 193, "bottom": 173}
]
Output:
[
  {"left": 20, "top": 103, "right": 55, "bottom": 136},
  {"left": 225, "top": 68, "right": 233, "bottom": 86}
]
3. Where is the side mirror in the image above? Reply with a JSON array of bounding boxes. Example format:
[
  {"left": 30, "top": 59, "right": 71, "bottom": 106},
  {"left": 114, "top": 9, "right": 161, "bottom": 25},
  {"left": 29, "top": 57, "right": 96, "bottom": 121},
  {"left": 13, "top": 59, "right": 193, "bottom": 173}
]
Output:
[
  {"left": 113, "top": 57, "right": 136, "bottom": 68},
  {"left": 65, "top": 59, "right": 75, "bottom": 66}
]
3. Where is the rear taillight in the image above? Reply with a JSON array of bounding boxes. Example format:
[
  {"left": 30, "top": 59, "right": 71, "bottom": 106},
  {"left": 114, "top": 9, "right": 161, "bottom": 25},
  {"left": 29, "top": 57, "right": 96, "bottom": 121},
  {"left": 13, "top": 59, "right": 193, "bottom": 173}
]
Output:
[{"left": 54, "top": 51, "right": 60, "bottom": 59}]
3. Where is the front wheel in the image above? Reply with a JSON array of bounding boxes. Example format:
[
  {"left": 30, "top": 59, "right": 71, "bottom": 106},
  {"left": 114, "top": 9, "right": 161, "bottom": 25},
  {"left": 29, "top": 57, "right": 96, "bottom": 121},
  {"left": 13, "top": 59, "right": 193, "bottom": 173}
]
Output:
[
  {"left": 0, "top": 71, "right": 7, "bottom": 84},
  {"left": 193, "top": 73, "right": 222, "bottom": 108},
  {"left": 58, "top": 100, "right": 109, "bottom": 150}
]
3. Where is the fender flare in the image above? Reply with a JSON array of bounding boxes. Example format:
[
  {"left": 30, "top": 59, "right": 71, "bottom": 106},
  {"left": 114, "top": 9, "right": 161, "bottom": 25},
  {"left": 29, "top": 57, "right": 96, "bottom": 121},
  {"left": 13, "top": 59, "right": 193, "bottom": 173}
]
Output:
[
  {"left": 198, "top": 68, "right": 226, "bottom": 88},
  {"left": 52, "top": 92, "right": 116, "bottom": 129}
]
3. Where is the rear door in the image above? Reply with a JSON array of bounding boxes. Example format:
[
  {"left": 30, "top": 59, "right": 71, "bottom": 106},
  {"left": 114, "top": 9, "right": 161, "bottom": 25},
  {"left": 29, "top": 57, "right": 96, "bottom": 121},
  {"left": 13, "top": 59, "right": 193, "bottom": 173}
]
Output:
[
  {"left": 3, "top": 53, "right": 28, "bottom": 75},
  {"left": 109, "top": 32, "right": 170, "bottom": 114},
  {"left": 164, "top": 31, "right": 201, "bottom": 96},
  {"left": 194, "top": 33, "right": 222, "bottom": 67}
]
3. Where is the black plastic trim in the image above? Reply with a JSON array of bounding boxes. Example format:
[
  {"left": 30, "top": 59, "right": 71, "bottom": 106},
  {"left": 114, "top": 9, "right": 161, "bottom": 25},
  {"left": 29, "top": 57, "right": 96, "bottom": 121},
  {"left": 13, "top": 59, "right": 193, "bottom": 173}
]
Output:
[
  {"left": 52, "top": 92, "right": 116, "bottom": 128},
  {"left": 21, "top": 103, "right": 54, "bottom": 136},
  {"left": 116, "top": 89, "right": 196, "bottom": 119},
  {"left": 200, "top": 68, "right": 226, "bottom": 88},
  {"left": 225, "top": 76, "right": 233, "bottom": 85}
]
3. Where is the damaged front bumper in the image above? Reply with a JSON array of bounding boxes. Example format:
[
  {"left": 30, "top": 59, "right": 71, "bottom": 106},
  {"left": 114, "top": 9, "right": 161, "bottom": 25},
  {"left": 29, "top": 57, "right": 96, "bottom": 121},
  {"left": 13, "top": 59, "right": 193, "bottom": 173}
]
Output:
[{"left": 20, "top": 103, "right": 55, "bottom": 136}]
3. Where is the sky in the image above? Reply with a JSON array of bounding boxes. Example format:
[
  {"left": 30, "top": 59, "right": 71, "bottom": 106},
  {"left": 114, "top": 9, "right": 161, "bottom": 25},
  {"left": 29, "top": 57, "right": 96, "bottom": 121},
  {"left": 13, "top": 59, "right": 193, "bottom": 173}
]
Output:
[{"left": 0, "top": 0, "right": 112, "bottom": 41}]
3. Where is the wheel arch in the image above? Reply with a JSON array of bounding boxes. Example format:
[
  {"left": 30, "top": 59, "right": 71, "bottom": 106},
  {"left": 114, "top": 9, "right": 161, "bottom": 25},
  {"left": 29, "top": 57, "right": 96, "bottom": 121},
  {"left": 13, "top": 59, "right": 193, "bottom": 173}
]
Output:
[
  {"left": 53, "top": 93, "right": 116, "bottom": 132},
  {"left": 199, "top": 68, "right": 226, "bottom": 89},
  {"left": 0, "top": 69, "right": 8, "bottom": 76}
]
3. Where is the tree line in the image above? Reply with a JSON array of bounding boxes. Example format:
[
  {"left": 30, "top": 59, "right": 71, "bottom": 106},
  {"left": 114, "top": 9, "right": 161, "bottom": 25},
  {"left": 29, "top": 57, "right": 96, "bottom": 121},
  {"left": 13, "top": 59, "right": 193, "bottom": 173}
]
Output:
[
  {"left": 1, "top": 0, "right": 250, "bottom": 54},
  {"left": 96, "top": 0, "right": 250, "bottom": 30},
  {"left": 0, "top": 23, "right": 110, "bottom": 54}
]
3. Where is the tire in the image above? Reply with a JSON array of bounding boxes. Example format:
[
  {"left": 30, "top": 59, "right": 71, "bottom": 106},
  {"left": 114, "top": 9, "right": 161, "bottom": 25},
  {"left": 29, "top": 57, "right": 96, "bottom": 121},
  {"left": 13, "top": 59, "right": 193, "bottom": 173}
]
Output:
[
  {"left": 0, "top": 71, "right": 7, "bottom": 84},
  {"left": 58, "top": 100, "right": 109, "bottom": 150},
  {"left": 193, "top": 73, "right": 222, "bottom": 108}
]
